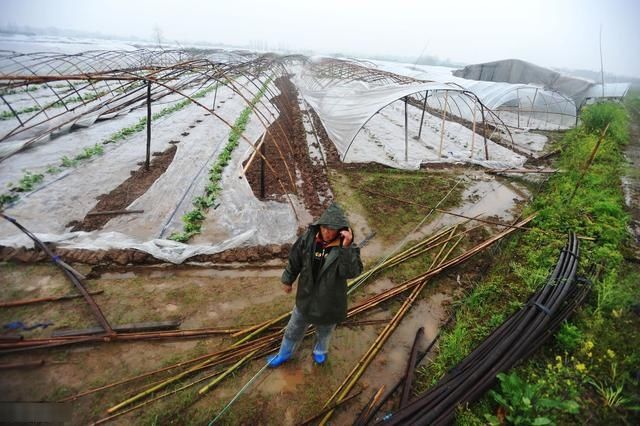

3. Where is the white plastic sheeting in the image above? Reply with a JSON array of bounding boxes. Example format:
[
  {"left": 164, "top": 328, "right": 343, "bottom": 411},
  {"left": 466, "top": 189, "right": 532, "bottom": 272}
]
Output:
[
  {"left": 294, "top": 72, "right": 458, "bottom": 158},
  {"left": 453, "top": 59, "right": 594, "bottom": 101},
  {"left": 583, "top": 83, "right": 631, "bottom": 101},
  {"left": 0, "top": 76, "right": 300, "bottom": 263},
  {"left": 347, "top": 98, "right": 526, "bottom": 170},
  {"left": 371, "top": 60, "right": 577, "bottom": 130}
]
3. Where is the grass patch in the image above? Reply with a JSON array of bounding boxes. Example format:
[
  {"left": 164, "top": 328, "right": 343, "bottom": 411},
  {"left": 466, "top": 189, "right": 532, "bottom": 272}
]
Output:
[{"left": 334, "top": 168, "right": 465, "bottom": 241}]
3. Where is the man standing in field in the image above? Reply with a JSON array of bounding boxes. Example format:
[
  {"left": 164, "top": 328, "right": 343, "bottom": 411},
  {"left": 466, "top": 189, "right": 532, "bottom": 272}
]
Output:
[{"left": 268, "top": 203, "right": 363, "bottom": 366}]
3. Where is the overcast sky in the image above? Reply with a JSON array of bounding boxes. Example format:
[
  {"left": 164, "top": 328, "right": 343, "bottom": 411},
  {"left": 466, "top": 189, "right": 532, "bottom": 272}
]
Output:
[{"left": 1, "top": 0, "right": 639, "bottom": 77}]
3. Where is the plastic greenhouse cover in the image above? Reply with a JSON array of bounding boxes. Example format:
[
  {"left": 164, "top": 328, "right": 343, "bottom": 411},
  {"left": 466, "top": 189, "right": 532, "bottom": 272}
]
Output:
[
  {"left": 369, "top": 60, "right": 576, "bottom": 123},
  {"left": 294, "top": 74, "right": 458, "bottom": 158},
  {"left": 0, "top": 78, "right": 300, "bottom": 263}
]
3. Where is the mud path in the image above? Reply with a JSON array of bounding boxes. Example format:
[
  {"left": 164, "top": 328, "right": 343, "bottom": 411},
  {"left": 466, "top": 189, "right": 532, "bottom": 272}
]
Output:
[
  {"left": 244, "top": 76, "right": 332, "bottom": 218},
  {"left": 623, "top": 103, "right": 640, "bottom": 244}
]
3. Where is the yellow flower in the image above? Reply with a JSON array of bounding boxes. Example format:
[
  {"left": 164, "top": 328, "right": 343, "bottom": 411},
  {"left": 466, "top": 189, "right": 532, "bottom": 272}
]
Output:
[
  {"left": 607, "top": 349, "right": 616, "bottom": 359},
  {"left": 584, "top": 340, "right": 594, "bottom": 351},
  {"left": 555, "top": 355, "right": 563, "bottom": 362},
  {"left": 576, "top": 363, "right": 587, "bottom": 373}
]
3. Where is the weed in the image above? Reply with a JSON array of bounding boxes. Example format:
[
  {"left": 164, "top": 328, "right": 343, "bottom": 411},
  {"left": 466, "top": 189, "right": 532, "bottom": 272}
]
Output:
[
  {"left": 555, "top": 321, "right": 583, "bottom": 352},
  {"left": 14, "top": 171, "right": 44, "bottom": 192},
  {"left": 0, "top": 193, "right": 19, "bottom": 208},
  {"left": 0, "top": 105, "right": 41, "bottom": 120},
  {"left": 485, "top": 371, "right": 579, "bottom": 426},
  {"left": 415, "top": 101, "right": 638, "bottom": 424},
  {"left": 73, "top": 143, "right": 104, "bottom": 161},
  {"left": 60, "top": 156, "right": 78, "bottom": 168}
]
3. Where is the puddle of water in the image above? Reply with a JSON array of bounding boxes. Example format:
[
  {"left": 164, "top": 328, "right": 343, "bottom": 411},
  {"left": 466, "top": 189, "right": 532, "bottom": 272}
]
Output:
[
  {"left": 362, "top": 277, "right": 396, "bottom": 296},
  {"left": 332, "top": 291, "right": 450, "bottom": 424},
  {"left": 259, "top": 366, "right": 306, "bottom": 395},
  {"left": 347, "top": 210, "right": 387, "bottom": 263},
  {"left": 100, "top": 271, "right": 137, "bottom": 280},
  {"left": 406, "top": 174, "right": 528, "bottom": 242}
]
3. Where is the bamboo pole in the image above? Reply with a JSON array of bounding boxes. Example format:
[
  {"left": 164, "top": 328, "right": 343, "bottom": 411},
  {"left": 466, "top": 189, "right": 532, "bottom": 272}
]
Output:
[
  {"left": 241, "top": 131, "right": 267, "bottom": 177},
  {"left": 299, "top": 389, "right": 363, "bottom": 426},
  {"left": 198, "top": 349, "right": 258, "bottom": 395},
  {"left": 354, "top": 385, "right": 386, "bottom": 426},
  {"left": 569, "top": 123, "right": 610, "bottom": 201},
  {"left": 0, "top": 291, "right": 103, "bottom": 308},
  {"left": 93, "top": 368, "right": 226, "bottom": 425},
  {"left": 106, "top": 336, "right": 277, "bottom": 413}
]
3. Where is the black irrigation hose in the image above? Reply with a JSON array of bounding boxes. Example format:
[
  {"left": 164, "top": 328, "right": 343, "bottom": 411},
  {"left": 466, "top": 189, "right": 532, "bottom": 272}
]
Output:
[{"left": 378, "top": 233, "right": 587, "bottom": 425}]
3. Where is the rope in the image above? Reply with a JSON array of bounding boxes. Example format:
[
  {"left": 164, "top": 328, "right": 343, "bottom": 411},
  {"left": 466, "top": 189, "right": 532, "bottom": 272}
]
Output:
[{"left": 208, "top": 361, "right": 271, "bottom": 425}]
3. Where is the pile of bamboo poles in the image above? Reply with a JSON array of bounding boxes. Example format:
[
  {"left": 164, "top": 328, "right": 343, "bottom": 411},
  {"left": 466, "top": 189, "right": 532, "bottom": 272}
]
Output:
[
  {"left": 74, "top": 216, "right": 534, "bottom": 423},
  {"left": 317, "top": 227, "right": 463, "bottom": 425}
]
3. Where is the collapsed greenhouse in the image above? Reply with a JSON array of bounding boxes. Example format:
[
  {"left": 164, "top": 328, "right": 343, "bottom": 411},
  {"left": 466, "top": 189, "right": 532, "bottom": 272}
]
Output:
[
  {"left": 0, "top": 50, "right": 612, "bottom": 262},
  {"left": 0, "top": 47, "right": 635, "bottom": 425}
]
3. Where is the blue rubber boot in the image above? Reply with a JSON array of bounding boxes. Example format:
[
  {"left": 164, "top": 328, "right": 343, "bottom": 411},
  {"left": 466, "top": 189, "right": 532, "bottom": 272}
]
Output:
[
  {"left": 312, "top": 351, "right": 327, "bottom": 365},
  {"left": 267, "top": 337, "right": 296, "bottom": 368}
]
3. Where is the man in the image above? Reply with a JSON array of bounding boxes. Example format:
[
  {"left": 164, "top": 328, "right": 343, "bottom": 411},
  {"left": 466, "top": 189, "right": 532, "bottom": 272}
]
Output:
[{"left": 267, "top": 203, "right": 363, "bottom": 366}]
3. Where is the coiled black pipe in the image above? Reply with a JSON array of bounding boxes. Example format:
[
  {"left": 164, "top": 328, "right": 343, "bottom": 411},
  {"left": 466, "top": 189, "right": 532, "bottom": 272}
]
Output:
[{"left": 379, "top": 233, "right": 587, "bottom": 425}]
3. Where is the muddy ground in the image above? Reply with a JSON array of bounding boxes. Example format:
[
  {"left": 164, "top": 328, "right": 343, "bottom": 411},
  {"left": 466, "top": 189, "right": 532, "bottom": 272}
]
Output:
[{"left": 0, "top": 165, "right": 531, "bottom": 425}]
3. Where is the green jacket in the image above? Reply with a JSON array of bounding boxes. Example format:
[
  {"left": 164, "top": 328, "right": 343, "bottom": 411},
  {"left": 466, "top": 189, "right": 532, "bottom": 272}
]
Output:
[{"left": 281, "top": 204, "right": 363, "bottom": 325}]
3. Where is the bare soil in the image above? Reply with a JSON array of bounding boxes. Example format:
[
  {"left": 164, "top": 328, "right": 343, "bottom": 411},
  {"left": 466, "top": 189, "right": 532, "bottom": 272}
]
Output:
[
  {"left": 243, "top": 76, "right": 332, "bottom": 218},
  {"left": 67, "top": 145, "right": 177, "bottom": 232}
]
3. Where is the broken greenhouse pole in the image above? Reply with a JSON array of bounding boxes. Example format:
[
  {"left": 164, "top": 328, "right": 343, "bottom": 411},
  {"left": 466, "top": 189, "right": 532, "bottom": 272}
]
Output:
[
  {"left": 145, "top": 79, "right": 151, "bottom": 170},
  {"left": 438, "top": 90, "right": 449, "bottom": 159}
]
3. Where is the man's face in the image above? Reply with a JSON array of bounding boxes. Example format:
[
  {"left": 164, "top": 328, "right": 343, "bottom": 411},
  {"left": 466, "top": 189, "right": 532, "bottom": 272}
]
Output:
[{"left": 320, "top": 225, "right": 339, "bottom": 242}]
